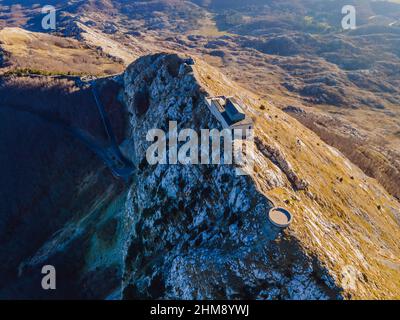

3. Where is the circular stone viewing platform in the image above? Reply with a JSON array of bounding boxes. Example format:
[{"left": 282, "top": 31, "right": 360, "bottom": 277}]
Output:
[{"left": 268, "top": 207, "right": 293, "bottom": 228}]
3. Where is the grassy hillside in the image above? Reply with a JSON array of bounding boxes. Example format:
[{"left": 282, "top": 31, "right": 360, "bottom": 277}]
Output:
[
  {"left": 0, "top": 27, "right": 124, "bottom": 76},
  {"left": 193, "top": 58, "right": 400, "bottom": 299}
]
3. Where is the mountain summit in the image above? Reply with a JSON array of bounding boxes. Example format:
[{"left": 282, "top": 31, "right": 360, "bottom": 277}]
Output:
[{"left": 1, "top": 53, "right": 399, "bottom": 299}]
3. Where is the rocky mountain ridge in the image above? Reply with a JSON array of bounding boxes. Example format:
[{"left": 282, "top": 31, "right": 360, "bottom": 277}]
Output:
[{"left": 1, "top": 53, "right": 399, "bottom": 299}]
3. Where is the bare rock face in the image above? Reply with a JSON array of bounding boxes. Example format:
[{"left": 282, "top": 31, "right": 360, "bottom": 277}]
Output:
[{"left": 255, "top": 137, "right": 309, "bottom": 191}]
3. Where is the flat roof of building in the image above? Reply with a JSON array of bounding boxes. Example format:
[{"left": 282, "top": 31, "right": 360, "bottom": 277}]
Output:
[
  {"left": 207, "top": 96, "right": 253, "bottom": 128},
  {"left": 226, "top": 97, "right": 245, "bottom": 115}
]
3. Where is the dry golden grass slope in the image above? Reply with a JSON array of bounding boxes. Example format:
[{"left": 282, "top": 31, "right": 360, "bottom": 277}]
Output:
[
  {"left": 192, "top": 57, "right": 400, "bottom": 299},
  {"left": 0, "top": 27, "right": 124, "bottom": 76}
]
